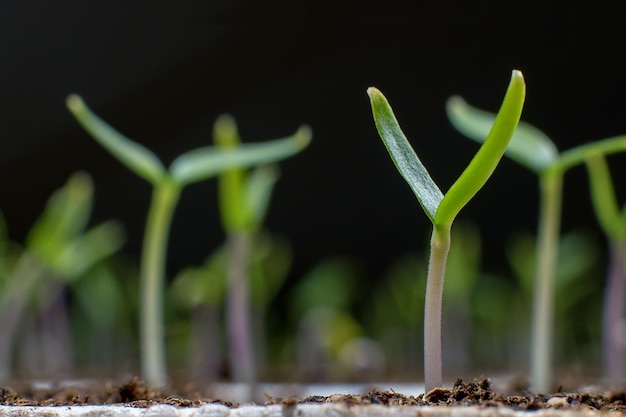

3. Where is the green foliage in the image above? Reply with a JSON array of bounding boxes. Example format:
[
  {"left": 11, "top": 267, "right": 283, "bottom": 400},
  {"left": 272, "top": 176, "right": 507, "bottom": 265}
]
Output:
[
  {"left": 585, "top": 154, "right": 626, "bottom": 241},
  {"left": 368, "top": 70, "right": 525, "bottom": 391},
  {"left": 289, "top": 257, "right": 361, "bottom": 321},
  {"left": 446, "top": 96, "right": 557, "bottom": 173},
  {"left": 0, "top": 172, "right": 126, "bottom": 381},
  {"left": 368, "top": 70, "right": 525, "bottom": 229},
  {"left": 506, "top": 230, "right": 599, "bottom": 312},
  {"left": 67, "top": 94, "right": 311, "bottom": 387},
  {"left": 447, "top": 91, "right": 626, "bottom": 392}
]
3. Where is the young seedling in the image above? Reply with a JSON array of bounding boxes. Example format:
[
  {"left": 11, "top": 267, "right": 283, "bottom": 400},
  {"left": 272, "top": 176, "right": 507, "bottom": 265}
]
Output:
[
  {"left": 0, "top": 172, "right": 124, "bottom": 381},
  {"left": 213, "top": 115, "right": 296, "bottom": 388},
  {"left": 66, "top": 95, "right": 311, "bottom": 387},
  {"left": 585, "top": 153, "right": 626, "bottom": 383},
  {"left": 447, "top": 94, "right": 626, "bottom": 392},
  {"left": 368, "top": 70, "right": 525, "bottom": 392}
]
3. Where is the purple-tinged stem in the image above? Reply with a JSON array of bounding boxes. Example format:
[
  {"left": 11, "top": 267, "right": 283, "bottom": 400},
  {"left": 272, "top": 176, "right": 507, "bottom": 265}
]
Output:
[
  {"left": 226, "top": 231, "right": 257, "bottom": 389},
  {"left": 602, "top": 241, "right": 626, "bottom": 383}
]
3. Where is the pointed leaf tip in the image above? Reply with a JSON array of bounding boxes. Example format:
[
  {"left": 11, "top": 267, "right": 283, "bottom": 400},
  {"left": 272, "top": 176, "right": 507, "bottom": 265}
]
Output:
[
  {"left": 367, "top": 86, "right": 443, "bottom": 222},
  {"left": 436, "top": 70, "right": 526, "bottom": 228},
  {"left": 66, "top": 94, "right": 84, "bottom": 112},
  {"left": 294, "top": 125, "right": 313, "bottom": 147}
]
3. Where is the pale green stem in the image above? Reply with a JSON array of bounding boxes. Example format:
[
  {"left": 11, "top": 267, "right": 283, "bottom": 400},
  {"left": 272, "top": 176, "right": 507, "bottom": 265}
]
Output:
[
  {"left": 0, "top": 253, "right": 44, "bottom": 382},
  {"left": 602, "top": 241, "right": 626, "bottom": 383},
  {"left": 226, "top": 231, "right": 257, "bottom": 391},
  {"left": 140, "top": 179, "right": 180, "bottom": 387},
  {"left": 530, "top": 172, "right": 562, "bottom": 393},
  {"left": 424, "top": 225, "right": 451, "bottom": 392}
]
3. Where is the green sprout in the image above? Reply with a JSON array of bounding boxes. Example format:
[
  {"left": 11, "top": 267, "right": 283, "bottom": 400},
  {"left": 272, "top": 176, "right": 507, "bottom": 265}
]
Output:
[
  {"left": 66, "top": 95, "right": 311, "bottom": 387},
  {"left": 213, "top": 115, "right": 299, "bottom": 388},
  {"left": 0, "top": 172, "right": 124, "bottom": 381},
  {"left": 368, "top": 70, "right": 525, "bottom": 392},
  {"left": 447, "top": 93, "right": 626, "bottom": 392},
  {"left": 585, "top": 153, "right": 626, "bottom": 383}
]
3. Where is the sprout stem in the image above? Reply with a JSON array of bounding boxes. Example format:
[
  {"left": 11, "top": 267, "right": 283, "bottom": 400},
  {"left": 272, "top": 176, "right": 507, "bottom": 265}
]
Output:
[
  {"left": 225, "top": 231, "right": 257, "bottom": 388},
  {"left": 424, "top": 226, "right": 451, "bottom": 392},
  {"left": 141, "top": 179, "right": 180, "bottom": 387},
  {"left": 530, "top": 172, "right": 562, "bottom": 393},
  {"left": 0, "top": 253, "right": 44, "bottom": 382},
  {"left": 602, "top": 241, "right": 626, "bottom": 383}
]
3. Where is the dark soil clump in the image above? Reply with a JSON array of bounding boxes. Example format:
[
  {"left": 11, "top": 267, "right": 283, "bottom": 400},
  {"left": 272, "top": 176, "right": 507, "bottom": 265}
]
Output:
[{"left": 1, "top": 377, "right": 625, "bottom": 412}]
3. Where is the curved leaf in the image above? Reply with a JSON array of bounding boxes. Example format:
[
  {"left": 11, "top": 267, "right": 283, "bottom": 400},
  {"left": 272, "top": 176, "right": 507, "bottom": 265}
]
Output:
[
  {"left": 585, "top": 153, "right": 626, "bottom": 240},
  {"left": 66, "top": 95, "right": 166, "bottom": 184},
  {"left": 436, "top": 70, "right": 526, "bottom": 229},
  {"left": 367, "top": 87, "right": 443, "bottom": 222},
  {"left": 245, "top": 165, "right": 280, "bottom": 229},
  {"left": 446, "top": 94, "right": 557, "bottom": 173},
  {"left": 170, "top": 125, "right": 311, "bottom": 186}
]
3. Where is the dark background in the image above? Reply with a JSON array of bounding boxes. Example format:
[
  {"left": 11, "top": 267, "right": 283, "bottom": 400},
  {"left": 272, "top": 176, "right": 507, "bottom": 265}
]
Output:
[{"left": 2, "top": 7, "right": 625, "bottom": 290}]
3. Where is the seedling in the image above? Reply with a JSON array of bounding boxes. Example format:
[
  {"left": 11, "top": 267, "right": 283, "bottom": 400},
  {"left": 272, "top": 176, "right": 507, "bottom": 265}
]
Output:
[
  {"left": 447, "top": 94, "right": 626, "bottom": 392},
  {"left": 66, "top": 95, "right": 311, "bottom": 387},
  {"left": 0, "top": 172, "right": 124, "bottom": 381},
  {"left": 214, "top": 115, "right": 296, "bottom": 387},
  {"left": 585, "top": 153, "right": 626, "bottom": 383},
  {"left": 368, "top": 70, "right": 525, "bottom": 391}
]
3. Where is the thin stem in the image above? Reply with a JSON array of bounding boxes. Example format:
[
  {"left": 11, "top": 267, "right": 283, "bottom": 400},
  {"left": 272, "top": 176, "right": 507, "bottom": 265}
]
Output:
[
  {"left": 530, "top": 172, "right": 563, "bottom": 393},
  {"left": 555, "top": 135, "right": 626, "bottom": 173},
  {"left": 0, "top": 253, "right": 44, "bottom": 382},
  {"left": 140, "top": 179, "right": 180, "bottom": 387},
  {"left": 424, "top": 225, "right": 451, "bottom": 392},
  {"left": 602, "top": 240, "right": 626, "bottom": 383},
  {"left": 226, "top": 231, "right": 257, "bottom": 391}
]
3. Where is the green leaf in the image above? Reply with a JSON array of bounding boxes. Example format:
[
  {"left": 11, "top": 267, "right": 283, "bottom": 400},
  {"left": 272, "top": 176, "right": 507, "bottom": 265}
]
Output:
[
  {"left": 170, "top": 125, "right": 311, "bottom": 186},
  {"left": 54, "top": 221, "right": 126, "bottom": 281},
  {"left": 436, "top": 70, "right": 526, "bottom": 229},
  {"left": 27, "top": 172, "right": 94, "bottom": 265},
  {"left": 367, "top": 87, "right": 443, "bottom": 223},
  {"left": 170, "top": 246, "right": 227, "bottom": 309},
  {"left": 556, "top": 135, "right": 626, "bottom": 173},
  {"left": 446, "top": 95, "right": 557, "bottom": 173},
  {"left": 245, "top": 165, "right": 280, "bottom": 229},
  {"left": 585, "top": 153, "right": 626, "bottom": 240},
  {"left": 66, "top": 95, "right": 166, "bottom": 184}
]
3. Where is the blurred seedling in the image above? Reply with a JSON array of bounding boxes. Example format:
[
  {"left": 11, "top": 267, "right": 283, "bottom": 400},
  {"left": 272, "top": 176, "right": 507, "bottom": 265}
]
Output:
[
  {"left": 67, "top": 95, "right": 311, "bottom": 387},
  {"left": 368, "top": 70, "right": 525, "bottom": 392},
  {"left": 506, "top": 229, "right": 599, "bottom": 367},
  {"left": 288, "top": 257, "right": 365, "bottom": 380},
  {"left": 585, "top": 153, "right": 626, "bottom": 383},
  {"left": 214, "top": 115, "right": 301, "bottom": 388},
  {"left": 447, "top": 93, "right": 626, "bottom": 392},
  {"left": 0, "top": 172, "right": 124, "bottom": 381},
  {"left": 170, "top": 231, "right": 290, "bottom": 381}
]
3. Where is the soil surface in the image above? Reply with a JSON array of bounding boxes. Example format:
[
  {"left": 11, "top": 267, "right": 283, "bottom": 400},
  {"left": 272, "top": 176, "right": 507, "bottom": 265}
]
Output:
[{"left": 1, "top": 377, "right": 625, "bottom": 412}]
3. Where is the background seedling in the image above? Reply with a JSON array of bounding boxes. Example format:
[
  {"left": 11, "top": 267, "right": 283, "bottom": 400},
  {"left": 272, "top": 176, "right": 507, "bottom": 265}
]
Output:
[
  {"left": 214, "top": 114, "right": 298, "bottom": 388},
  {"left": 288, "top": 257, "right": 365, "bottom": 380},
  {"left": 67, "top": 95, "right": 311, "bottom": 387},
  {"left": 0, "top": 172, "right": 124, "bottom": 381},
  {"left": 368, "top": 70, "right": 525, "bottom": 391},
  {"left": 170, "top": 247, "right": 227, "bottom": 380},
  {"left": 506, "top": 229, "right": 599, "bottom": 368},
  {"left": 447, "top": 95, "right": 626, "bottom": 392},
  {"left": 585, "top": 153, "right": 626, "bottom": 383}
]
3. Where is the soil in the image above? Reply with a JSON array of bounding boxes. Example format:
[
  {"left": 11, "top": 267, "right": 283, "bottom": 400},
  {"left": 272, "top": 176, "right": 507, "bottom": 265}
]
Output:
[{"left": 1, "top": 377, "right": 626, "bottom": 413}]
